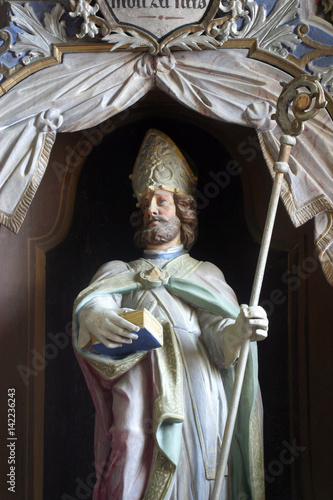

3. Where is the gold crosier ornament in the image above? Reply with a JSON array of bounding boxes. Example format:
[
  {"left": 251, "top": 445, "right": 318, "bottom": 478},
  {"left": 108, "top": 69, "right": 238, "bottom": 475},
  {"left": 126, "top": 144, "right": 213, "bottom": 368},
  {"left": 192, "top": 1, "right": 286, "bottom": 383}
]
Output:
[{"left": 129, "top": 129, "right": 197, "bottom": 201}]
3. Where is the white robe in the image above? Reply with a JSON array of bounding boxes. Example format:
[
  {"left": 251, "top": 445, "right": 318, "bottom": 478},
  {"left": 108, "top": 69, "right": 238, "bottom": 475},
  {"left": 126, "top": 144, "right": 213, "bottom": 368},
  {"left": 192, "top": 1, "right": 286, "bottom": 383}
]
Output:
[{"left": 74, "top": 254, "right": 262, "bottom": 500}]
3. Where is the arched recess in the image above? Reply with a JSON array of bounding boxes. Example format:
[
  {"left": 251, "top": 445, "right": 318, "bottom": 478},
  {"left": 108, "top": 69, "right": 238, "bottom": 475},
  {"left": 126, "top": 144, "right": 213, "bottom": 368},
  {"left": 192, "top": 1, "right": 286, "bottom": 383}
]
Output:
[
  {"left": 1, "top": 47, "right": 333, "bottom": 284},
  {"left": 15, "top": 90, "right": 315, "bottom": 500},
  {"left": 0, "top": 47, "right": 333, "bottom": 500}
]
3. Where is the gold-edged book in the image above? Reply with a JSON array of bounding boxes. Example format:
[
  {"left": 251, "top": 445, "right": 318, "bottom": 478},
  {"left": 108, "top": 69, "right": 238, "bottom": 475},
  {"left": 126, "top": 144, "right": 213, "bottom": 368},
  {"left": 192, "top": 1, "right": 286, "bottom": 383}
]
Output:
[{"left": 90, "top": 308, "right": 163, "bottom": 357}]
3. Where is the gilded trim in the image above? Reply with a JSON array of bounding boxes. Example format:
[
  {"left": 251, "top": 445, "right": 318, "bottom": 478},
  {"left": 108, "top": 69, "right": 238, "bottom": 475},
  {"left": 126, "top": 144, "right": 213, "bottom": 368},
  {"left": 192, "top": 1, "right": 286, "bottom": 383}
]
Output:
[
  {"left": 145, "top": 322, "right": 184, "bottom": 499},
  {"left": 288, "top": 24, "right": 333, "bottom": 68},
  {"left": 249, "top": 399, "right": 265, "bottom": 500},
  {"left": 81, "top": 351, "right": 147, "bottom": 379},
  {"left": 25, "top": 135, "right": 90, "bottom": 500},
  {"left": 0, "top": 42, "right": 114, "bottom": 97},
  {"left": 1, "top": 38, "right": 333, "bottom": 118},
  {"left": 144, "top": 449, "right": 176, "bottom": 500},
  {"left": 315, "top": 211, "right": 333, "bottom": 286},
  {"left": 315, "top": 210, "right": 333, "bottom": 248},
  {"left": 0, "top": 131, "right": 56, "bottom": 233},
  {"left": 258, "top": 132, "right": 333, "bottom": 228}
]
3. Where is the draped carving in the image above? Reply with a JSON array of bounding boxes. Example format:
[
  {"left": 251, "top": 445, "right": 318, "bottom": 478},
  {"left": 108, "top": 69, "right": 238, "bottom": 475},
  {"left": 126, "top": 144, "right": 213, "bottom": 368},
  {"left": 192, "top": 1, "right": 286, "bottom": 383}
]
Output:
[{"left": 0, "top": 49, "right": 332, "bottom": 283}]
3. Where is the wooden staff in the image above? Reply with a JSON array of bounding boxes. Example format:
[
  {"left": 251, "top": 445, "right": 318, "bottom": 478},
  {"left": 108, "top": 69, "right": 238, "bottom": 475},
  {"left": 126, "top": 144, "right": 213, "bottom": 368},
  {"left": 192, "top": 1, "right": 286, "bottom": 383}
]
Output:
[{"left": 212, "top": 75, "right": 326, "bottom": 500}]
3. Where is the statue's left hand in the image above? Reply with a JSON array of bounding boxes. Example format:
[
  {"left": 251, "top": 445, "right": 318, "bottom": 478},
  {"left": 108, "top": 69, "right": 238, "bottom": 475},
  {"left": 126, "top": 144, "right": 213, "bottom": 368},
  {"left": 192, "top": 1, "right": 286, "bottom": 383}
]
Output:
[{"left": 234, "top": 304, "right": 268, "bottom": 343}]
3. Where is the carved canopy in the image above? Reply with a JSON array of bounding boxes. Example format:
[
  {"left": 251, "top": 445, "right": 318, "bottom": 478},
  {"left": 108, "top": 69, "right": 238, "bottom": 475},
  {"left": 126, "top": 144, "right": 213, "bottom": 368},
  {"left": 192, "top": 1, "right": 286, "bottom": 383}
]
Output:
[{"left": 0, "top": 0, "right": 333, "bottom": 285}]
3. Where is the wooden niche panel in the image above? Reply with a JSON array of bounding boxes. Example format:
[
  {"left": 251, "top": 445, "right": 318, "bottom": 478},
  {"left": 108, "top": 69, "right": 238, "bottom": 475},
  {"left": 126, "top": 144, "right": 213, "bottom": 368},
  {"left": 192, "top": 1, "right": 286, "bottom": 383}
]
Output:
[{"left": 1, "top": 92, "right": 332, "bottom": 500}]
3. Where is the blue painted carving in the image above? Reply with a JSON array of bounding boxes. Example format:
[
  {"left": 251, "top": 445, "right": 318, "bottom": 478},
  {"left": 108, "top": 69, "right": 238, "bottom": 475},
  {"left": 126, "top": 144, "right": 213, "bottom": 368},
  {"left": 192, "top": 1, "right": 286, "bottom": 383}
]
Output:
[{"left": 1, "top": 0, "right": 333, "bottom": 94}]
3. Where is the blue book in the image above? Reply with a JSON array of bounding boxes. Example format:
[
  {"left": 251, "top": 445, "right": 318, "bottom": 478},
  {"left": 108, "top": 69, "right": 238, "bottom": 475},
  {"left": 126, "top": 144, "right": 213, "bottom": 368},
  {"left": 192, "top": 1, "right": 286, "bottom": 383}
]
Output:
[{"left": 90, "top": 308, "right": 163, "bottom": 358}]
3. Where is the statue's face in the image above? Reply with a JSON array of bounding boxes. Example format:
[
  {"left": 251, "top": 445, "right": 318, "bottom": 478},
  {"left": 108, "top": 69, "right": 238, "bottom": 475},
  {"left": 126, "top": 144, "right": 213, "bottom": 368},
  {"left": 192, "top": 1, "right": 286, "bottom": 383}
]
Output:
[
  {"left": 141, "top": 189, "right": 176, "bottom": 227},
  {"left": 139, "top": 189, "right": 181, "bottom": 249}
]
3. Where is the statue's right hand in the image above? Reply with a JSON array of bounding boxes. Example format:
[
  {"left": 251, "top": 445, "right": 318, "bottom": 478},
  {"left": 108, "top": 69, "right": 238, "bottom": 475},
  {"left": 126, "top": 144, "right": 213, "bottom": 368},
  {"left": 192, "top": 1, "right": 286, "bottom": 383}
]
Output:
[{"left": 78, "top": 306, "right": 140, "bottom": 349}]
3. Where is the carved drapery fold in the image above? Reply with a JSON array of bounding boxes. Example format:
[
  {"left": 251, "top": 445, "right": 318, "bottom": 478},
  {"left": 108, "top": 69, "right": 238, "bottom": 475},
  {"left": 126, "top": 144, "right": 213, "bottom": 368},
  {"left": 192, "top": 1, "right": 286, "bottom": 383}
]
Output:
[{"left": 0, "top": 49, "right": 332, "bottom": 284}]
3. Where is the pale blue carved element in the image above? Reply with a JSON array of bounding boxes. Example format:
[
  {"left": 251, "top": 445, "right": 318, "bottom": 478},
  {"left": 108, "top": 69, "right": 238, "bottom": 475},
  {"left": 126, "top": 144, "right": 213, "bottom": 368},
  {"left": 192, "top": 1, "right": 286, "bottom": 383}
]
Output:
[
  {"left": 9, "top": 2, "right": 67, "bottom": 64},
  {"left": 1, "top": 0, "right": 333, "bottom": 84},
  {"left": 236, "top": 0, "right": 301, "bottom": 57},
  {"left": 308, "top": 58, "right": 333, "bottom": 94},
  {"left": 0, "top": 21, "right": 24, "bottom": 81}
]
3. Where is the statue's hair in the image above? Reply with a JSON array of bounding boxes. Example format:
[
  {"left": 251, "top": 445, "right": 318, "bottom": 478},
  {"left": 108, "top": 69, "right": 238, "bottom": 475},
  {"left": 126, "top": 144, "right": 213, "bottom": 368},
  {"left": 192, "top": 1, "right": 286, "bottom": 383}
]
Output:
[{"left": 130, "top": 193, "right": 198, "bottom": 250}]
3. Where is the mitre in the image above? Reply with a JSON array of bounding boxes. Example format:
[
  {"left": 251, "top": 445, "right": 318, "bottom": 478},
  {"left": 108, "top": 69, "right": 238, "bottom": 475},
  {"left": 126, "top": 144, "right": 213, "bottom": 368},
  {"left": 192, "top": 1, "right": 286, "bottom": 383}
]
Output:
[{"left": 130, "top": 129, "right": 197, "bottom": 200}]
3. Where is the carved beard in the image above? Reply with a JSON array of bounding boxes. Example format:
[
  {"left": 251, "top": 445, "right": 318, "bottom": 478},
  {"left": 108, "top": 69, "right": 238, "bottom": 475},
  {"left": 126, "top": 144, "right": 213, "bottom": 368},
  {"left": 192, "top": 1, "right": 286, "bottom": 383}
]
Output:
[{"left": 141, "top": 215, "right": 181, "bottom": 247}]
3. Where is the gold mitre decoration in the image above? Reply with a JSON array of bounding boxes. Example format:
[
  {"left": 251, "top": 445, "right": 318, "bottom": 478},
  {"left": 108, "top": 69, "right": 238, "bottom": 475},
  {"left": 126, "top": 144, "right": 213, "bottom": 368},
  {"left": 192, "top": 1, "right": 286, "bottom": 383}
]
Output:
[{"left": 130, "top": 129, "right": 197, "bottom": 200}]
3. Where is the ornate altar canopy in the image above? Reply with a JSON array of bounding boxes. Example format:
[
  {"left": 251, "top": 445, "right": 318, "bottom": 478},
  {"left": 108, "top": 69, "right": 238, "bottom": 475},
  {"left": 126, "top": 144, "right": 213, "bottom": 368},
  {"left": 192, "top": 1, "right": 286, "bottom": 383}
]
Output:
[{"left": 0, "top": 0, "right": 333, "bottom": 284}]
